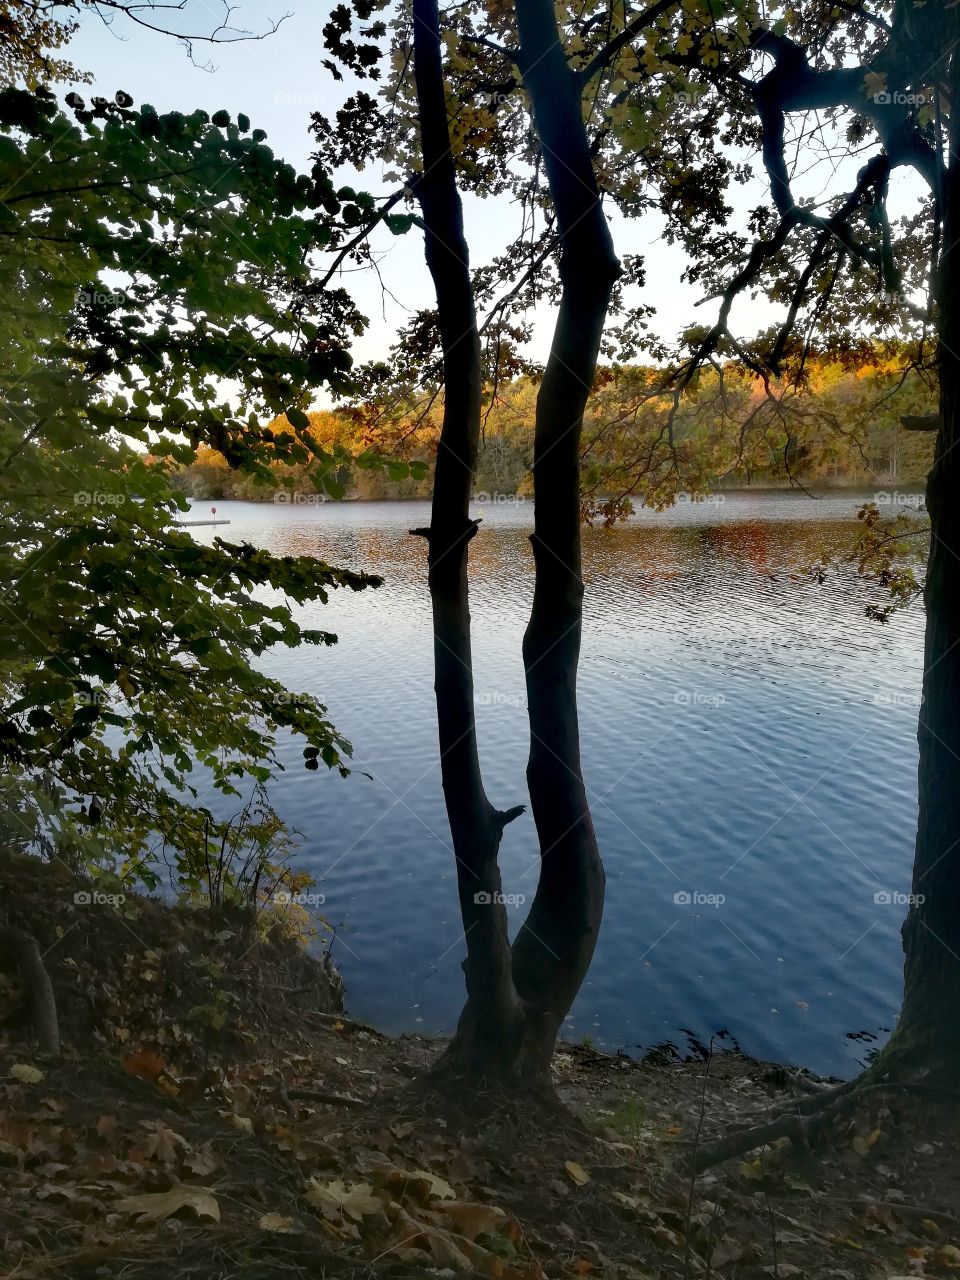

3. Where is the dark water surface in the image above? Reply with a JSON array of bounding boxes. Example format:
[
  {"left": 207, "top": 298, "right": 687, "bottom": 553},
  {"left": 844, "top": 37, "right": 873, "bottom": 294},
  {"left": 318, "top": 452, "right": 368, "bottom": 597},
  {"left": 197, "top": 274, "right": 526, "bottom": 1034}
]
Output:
[{"left": 189, "top": 491, "right": 924, "bottom": 1078}]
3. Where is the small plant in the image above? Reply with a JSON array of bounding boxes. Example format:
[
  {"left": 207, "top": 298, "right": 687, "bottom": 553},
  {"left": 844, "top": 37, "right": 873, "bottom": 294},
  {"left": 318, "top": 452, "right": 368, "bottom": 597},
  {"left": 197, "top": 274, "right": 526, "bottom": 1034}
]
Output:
[
  {"left": 606, "top": 1096, "right": 646, "bottom": 1136},
  {"left": 175, "top": 787, "right": 324, "bottom": 945}
]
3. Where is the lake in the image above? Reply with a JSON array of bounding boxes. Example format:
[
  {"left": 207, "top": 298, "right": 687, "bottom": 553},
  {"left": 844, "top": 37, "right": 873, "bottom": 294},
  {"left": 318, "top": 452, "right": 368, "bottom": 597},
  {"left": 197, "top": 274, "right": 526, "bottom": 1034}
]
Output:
[{"left": 186, "top": 490, "right": 925, "bottom": 1078}]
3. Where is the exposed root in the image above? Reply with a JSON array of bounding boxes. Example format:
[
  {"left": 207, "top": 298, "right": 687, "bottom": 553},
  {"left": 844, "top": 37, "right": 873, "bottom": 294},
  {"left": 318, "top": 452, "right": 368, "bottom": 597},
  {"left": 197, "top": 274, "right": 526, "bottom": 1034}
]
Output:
[
  {"left": 0, "top": 924, "right": 60, "bottom": 1054},
  {"left": 684, "top": 1082, "right": 858, "bottom": 1173},
  {"left": 684, "top": 1073, "right": 960, "bottom": 1174}
]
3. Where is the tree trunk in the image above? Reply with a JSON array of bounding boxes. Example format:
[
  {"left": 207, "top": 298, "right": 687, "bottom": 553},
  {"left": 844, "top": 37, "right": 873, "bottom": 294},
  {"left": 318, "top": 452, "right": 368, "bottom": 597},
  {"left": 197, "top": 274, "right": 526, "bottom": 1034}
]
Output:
[
  {"left": 410, "top": 0, "right": 525, "bottom": 1080},
  {"left": 0, "top": 926, "right": 60, "bottom": 1054},
  {"left": 891, "top": 92, "right": 960, "bottom": 1078},
  {"left": 414, "top": 0, "right": 617, "bottom": 1090},
  {"left": 509, "top": 0, "right": 619, "bottom": 1073}
]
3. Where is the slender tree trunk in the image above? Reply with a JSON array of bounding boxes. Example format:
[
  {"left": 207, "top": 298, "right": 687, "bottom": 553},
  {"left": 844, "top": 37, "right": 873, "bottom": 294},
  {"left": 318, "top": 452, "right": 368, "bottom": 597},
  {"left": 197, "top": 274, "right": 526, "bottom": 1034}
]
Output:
[
  {"left": 891, "top": 59, "right": 960, "bottom": 1077},
  {"left": 509, "top": 0, "right": 620, "bottom": 1072},
  {"left": 413, "top": 0, "right": 617, "bottom": 1089},
  {"left": 410, "top": 0, "right": 525, "bottom": 1078}
]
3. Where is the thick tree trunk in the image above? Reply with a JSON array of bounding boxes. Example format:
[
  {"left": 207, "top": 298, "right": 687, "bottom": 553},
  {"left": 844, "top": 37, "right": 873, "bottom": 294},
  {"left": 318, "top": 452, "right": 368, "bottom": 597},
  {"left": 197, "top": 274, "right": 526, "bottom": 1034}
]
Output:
[
  {"left": 892, "top": 111, "right": 960, "bottom": 1077},
  {"left": 410, "top": 0, "right": 525, "bottom": 1079}
]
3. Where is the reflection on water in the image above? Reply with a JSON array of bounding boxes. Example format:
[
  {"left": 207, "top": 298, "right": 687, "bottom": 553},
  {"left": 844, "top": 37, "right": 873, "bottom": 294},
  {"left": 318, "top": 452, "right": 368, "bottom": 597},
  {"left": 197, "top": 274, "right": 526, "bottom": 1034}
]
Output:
[{"left": 188, "top": 491, "right": 924, "bottom": 1077}]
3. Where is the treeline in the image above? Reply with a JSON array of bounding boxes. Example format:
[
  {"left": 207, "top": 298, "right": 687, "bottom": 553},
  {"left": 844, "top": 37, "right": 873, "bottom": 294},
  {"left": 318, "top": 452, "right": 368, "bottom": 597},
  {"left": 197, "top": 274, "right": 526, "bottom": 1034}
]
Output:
[{"left": 171, "top": 353, "right": 938, "bottom": 505}]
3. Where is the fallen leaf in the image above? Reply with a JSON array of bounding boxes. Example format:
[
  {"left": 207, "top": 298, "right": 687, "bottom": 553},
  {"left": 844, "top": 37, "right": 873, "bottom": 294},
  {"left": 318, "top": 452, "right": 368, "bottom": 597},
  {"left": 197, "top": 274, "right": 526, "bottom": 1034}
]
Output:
[
  {"left": 650, "top": 1222, "right": 681, "bottom": 1248},
  {"left": 140, "top": 1120, "right": 189, "bottom": 1166},
  {"left": 711, "top": 1235, "right": 745, "bottom": 1268},
  {"left": 437, "top": 1199, "right": 509, "bottom": 1240},
  {"left": 305, "top": 1177, "right": 384, "bottom": 1222},
  {"left": 259, "top": 1213, "right": 299, "bottom": 1233},
  {"left": 389, "top": 1206, "right": 487, "bottom": 1270},
  {"left": 95, "top": 1115, "right": 117, "bottom": 1140},
  {"left": 410, "top": 1168, "right": 456, "bottom": 1200},
  {"left": 122, "top": 1050, "right": 166, "bottom": 1082},
  {"left": 115, "top": 1185, "right": 220, "bottom": 1223},
  {"left": 564, "top": 1161, "right": 590, "bottom": 1186},
  {"left": 613, "top": 1191, "right": 650, "bottom": 1212},
  {"left": 182, "top": 1143, "right": 218, "bottom": 1177},
  {"left": 10, "top": 1064, "right": 44, "bottom": 1084}
]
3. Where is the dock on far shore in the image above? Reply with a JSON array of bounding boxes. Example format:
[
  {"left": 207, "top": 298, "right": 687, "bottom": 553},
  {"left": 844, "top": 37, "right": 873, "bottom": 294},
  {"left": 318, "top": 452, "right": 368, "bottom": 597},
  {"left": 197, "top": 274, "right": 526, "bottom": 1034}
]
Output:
[{"left": 174, "top": 506, "right": 231, "bottom": 528}]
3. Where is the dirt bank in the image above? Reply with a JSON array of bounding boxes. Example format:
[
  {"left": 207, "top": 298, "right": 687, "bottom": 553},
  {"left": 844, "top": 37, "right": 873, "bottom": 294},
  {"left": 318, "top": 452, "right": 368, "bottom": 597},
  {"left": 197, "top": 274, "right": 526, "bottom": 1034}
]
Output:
[{"left": 1, "top": 852, "right": 958, "bottom": 1280}]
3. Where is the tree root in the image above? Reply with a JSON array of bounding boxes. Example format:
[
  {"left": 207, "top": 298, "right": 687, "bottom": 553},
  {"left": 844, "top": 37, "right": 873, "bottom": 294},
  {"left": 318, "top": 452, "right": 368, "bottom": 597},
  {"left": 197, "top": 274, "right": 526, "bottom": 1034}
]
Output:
[
  {"left": 0, "top": 925, "right": 60, "bottom": 1054},
  {"left": 685, "top": 1086, "right": 856, "bottom": 1173},
  {"left": 684, "top": 1075, "right": 960, "bottom": 1174}
]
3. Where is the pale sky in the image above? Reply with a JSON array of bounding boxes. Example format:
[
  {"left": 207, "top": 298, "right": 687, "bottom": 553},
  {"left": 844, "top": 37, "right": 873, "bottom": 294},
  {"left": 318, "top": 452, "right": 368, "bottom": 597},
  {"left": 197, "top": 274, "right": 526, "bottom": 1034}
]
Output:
[{"left": 65, "top": 1, "right": 925, "bottom": 379}]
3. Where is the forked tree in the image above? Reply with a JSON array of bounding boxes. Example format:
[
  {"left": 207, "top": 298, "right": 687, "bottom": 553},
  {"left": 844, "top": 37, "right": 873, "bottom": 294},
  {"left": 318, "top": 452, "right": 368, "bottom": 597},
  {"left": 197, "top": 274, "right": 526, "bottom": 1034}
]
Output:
[{"left": 316, "top": 0, "right": 636, "bottom": 1084}]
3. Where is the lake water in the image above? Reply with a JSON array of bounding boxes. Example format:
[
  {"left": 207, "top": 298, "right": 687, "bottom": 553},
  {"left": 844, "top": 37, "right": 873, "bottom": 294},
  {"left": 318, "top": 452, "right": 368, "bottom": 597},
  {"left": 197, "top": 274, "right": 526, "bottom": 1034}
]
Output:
[{"left": 186, "top": 491, "right": 925, "bottom": 1078}]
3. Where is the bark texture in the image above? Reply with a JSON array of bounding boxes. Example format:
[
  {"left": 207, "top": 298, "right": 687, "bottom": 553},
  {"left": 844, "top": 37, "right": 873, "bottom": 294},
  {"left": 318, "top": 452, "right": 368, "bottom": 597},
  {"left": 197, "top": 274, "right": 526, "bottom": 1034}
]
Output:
[
  {"left": 894, "top": 52, "right": 960, "bottom": 1074},
  {"left": 0, "top": 925, "right": 60, "bottom": 1054},
  {"left": 509, "top": 0, "right": 619, "bottom": 1070},
  {"left": 412, "top": 0, "right": 617, "bottom": 1087},
  {"left": 411, "top": 0, "right": 525, "bottom": 1075}
]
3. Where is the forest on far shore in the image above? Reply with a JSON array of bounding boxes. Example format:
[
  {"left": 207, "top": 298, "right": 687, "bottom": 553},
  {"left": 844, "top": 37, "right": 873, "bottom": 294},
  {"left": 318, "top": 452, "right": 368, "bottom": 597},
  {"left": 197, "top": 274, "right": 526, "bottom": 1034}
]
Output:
[{"left": 171, "top": 351, "right": 938, "bottom": 507}]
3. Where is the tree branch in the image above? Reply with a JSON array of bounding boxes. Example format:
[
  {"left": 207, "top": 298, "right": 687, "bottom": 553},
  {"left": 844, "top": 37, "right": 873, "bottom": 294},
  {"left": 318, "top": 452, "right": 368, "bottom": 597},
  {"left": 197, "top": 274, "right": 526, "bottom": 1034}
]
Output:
[{"left": 579, "top": 0, "right": 680, "bottom": 86}]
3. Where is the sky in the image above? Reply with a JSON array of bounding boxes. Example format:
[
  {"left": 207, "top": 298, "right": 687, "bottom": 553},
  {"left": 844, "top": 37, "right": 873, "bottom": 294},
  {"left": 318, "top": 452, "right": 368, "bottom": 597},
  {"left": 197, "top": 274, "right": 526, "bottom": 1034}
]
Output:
[{"left": 64, "top": 0, "right": 926, "bottom": 377}]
